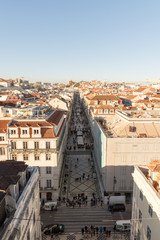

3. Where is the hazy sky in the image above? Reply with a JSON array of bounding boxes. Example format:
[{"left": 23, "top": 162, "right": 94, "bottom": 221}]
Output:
[{"left": 0, "top": 0, "right": 160, "bottom": 83}]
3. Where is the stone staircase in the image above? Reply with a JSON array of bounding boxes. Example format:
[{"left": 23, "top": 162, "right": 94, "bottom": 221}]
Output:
[{"left": 51, "top": 206, "right": 114, "bottom": 233}]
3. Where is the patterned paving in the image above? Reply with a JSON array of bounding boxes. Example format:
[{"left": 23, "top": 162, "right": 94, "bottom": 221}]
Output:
[
  {"left": 60, "top": 96, "right": 98, "bottom": 202},
  {"left": 68, "top": 155, "right": 97, "bottom": 200}
]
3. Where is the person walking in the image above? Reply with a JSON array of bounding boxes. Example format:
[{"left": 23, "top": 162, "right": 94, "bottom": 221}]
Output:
[
  {"left": 93, "top": 226, "right": 95, "bottom": 236},
  {"left": 85, "top": 226, "right": 88, "bottom": 233},
  {"left": 81, "top": 228, "right": 84, "bottom": 235},
  {"left": 96, "top": 227, "right": 99, "bottom": 235}
]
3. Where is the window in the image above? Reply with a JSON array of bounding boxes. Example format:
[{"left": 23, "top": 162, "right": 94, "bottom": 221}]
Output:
[
  {"left": 148, "top": 205, "right": 153, "bottom": 217},
  {"left": 11, "top": 154, "right": 17, "bottom": 161},
  {"left": 46, "top": 142, "right": 50, "bottom": 149},
  {"left": 147, "top": 226, "right": 151, "bottom": 240},
  {"left": 34, "top": 129, "right": 39, "bottom": 134},
  {"left": 103, "top": 100, "right": 106, "bottom": 105},
  {"left": 0, "top": 136, "right": 4, "bottom": 141},
  {"left": 23, "top": 142, "right": 28, "bottom": 150},
  {"left": 11, "top": 141, "right": 16, "bottom": 149},
  {"left": 34, "top": 154, "right": 39, "bottom": 160},
  {"left": 46, "top": 167, "right": 51, "bottom": 174},
  {"left": 11, "top": 129, "right": 16, "bottom": 135},
  {"left": 98, "top": 109, "right": 103, "bottom": 114},
  {"left": 46, "top": 154, "right": 51, "bottom": 160},
  {"left": 46, "top": 180, "right": 52, "bottom": 188},
  {"left": 34, "top": 142, "right": 39, "bottom": 149},
  {"left": 139, "top": 209, "right": 142, "bottom": 223},
  {"left": 140, "top": 190, "right": 143, "bottom": 201},
  {"left": 23, "top": 154, "right": 28, "bottom": 161},
  {"left": 0, "top": 147, "right": 5, "bottom": 155},
  {"left": 104, "top": 109, "right": 108, "bottom": 114},
  {"left": 22, "top": 129, "right": 28, "bottom": 135},
  {"left": 110, "top": 109, "right": 114, "bottom": 114}
]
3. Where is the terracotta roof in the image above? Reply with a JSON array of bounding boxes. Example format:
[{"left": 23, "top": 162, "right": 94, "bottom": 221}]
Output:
[
  {"left": 0, "top": 119, "right": 11, "bottom": 133},
  {"left": 148, "top": 160, "right": 160, "bottom": 171},
  {"left": 0, "top": 78, "right": 5, "bottom": 82},
  {"left": 47, "top": 110, "right": 65, "bottom": 125},
  {"left": 91, "top": 95, "right": 119, "bottom": 100},
  {"left": 41, "top": 128, "right": 55, "bottom": 138},
  {"left": 30, "top": 92, "right": 41, "bottom": 97},
  {"left": 9, "top": 120, "right": 52, "bottom": 127},
  {"left": 125, "top": 95, "right": 137, "bottom": 100},
  {"left": 135, "top": 87, "right": 147, "bottom": 92},
  {"left": 135, "top": 99, "right": 150, "bottom": 103},
  {"left": 152, "top": 94, "right": 160, "bottom": 98}
]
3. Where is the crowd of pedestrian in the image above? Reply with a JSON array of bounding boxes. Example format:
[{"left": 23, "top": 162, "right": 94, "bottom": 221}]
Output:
[
  {"left": 81, "top": 225, "right": 111, "bottom": 237},
  {"left": 65, "top": 193, "right": 88, "bottom": 208}
]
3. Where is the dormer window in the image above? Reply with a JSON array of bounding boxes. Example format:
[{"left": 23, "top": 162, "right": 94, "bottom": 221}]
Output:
[
  {"left": 22, "top": 130, "right": 28, "bottom": 135},
  {"left": 110, "top": 109, "right": 114, "bottom": 114},
  {"left": 20, "top": 127, "right": 30, "bottom": 138},
  {"left": 11, "top": 130, "right": 16, "bottom": 135},
  {"left": 34, "top": 129, "right": 39, "bottom": 135},
  {"left": 0, "top": 136, "right": 5, "bottom": 141},
  {"left": 32, "top": 127, "right": 41, "bottom": 137},
  {"left": 98, "top": 109, "right": 103, "bottom": 114}
]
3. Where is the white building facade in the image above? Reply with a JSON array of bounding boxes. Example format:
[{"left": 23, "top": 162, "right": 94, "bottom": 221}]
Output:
[
  {"left": 131, "top": 163, "right": 160, "bottom": 240},
  {"left": 8, "top": 109, "right": 68, "bottom": 201},
  {"left": 0, "top": 161, "right": 41, "bottom": 240},
  {"left": 91, "top": 110, "right": 160, "bottom": 200}
]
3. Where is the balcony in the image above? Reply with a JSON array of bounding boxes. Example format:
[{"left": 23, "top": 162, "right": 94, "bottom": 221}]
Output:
[
  {"left": 44, "top": 187, "right": 54, "bottom": 190},
  {"left": 9, "top": 148, "right": 58, "bottom": 153}
]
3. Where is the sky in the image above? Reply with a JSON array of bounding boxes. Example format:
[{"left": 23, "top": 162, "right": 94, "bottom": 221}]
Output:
[{"left": 0, "top": 0, "right": 160, "bottom": 83}]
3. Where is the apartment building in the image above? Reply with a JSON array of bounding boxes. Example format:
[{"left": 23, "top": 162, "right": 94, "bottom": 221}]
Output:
[
  {"left": 131, "top": 161, "right": 160, "bottom": 240},
  {"left": 84, "top": 95, "right": 120, "bottom": 109},
  {"left": 0, "top": 160, "right": 41, "bottom": 240},
  {"left": 8, "top": 109, "right": 68, "bottom": 201},
  {"left": 92, "top": 110, "right": 160, "bottom": 200}
]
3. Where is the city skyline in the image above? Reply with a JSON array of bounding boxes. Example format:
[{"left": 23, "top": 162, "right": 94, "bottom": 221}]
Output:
[{"left": 1, "top": 0, "right": 160, "bottom": 83}]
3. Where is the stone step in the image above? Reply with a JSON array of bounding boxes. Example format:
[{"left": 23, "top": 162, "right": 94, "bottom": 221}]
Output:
[{"left": 52, "top": 216, "right": 112, "bottom": 220}]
